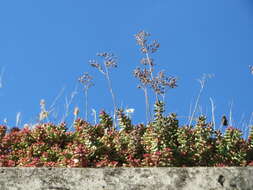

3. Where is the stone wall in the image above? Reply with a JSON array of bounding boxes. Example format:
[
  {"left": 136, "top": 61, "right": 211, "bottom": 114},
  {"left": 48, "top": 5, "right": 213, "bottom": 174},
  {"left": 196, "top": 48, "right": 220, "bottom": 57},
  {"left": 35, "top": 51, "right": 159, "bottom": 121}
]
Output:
[{"left": 0, "top": 167, "right": 252, "bottom": 190}]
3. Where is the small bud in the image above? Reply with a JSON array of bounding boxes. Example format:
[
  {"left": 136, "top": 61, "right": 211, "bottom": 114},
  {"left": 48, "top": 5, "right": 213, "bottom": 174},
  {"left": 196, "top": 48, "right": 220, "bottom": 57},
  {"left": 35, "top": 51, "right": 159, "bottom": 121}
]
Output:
[{"left": 221, "top": 115, "right": 228, "bottom": 126}]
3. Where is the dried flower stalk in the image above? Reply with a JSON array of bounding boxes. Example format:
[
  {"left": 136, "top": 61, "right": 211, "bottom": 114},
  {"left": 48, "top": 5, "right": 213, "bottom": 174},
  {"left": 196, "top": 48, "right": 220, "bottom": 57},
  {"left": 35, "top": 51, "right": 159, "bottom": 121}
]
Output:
[
  {"left": 79, "top": 72, "right": 94, "bottom": 121},
  {"left": 134, "top": 31, "right": 177, "bottom": 123},
  {"left": 90, "top": 52, "right": 118, "bottom": 127}
]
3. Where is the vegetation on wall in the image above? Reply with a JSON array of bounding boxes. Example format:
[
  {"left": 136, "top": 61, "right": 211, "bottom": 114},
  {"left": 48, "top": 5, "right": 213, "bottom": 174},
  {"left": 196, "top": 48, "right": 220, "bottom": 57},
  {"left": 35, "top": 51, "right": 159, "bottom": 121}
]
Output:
[
  {"left": 0, "top": 103, "right": 253, "bottom": 167},
  {"left": 0, "top": 31, "right": 252, "bottom": 167}
]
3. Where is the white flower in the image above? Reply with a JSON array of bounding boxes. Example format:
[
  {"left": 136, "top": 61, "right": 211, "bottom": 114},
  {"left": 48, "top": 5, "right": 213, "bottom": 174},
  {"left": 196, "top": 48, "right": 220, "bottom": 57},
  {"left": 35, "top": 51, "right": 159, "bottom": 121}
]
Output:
[
  {"left": 73, "top": 159, "right": 79, "bottom": 164},
  {"left": 3, "top": 118, "right": 7, "bottom": 124},
  {"left": 23, "top": 124, "right": 30, "bottom": 129},
  {"left": 125, "top": 108, "right": 135, "bottom": 114},
  {"left": 125, "top": 108, "right": 135, "bottom": 118}
]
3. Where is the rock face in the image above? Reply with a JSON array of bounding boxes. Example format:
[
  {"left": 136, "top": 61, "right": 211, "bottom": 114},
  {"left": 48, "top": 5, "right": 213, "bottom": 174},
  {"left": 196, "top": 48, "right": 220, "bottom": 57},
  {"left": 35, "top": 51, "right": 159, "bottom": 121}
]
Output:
[{"left": 0, "top": 167, "right": 252, "bottom": 190}]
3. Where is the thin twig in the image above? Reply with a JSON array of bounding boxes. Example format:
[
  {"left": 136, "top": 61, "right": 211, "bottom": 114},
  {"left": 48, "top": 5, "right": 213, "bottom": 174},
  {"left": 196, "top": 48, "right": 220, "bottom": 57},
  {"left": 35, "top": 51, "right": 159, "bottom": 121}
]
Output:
[
  {"left": 91, "top": 108, "right": 97, "bottom": 124},
  {"left": 0, "top": 67, "right": 5, "bottom": 89},
  {"left": 143, "top": 87, "right": 151, "bottom": 123},
  {"left": 145, "top": 53, "right": 158, "bottom": 101},
  {"left": 90, "top": 53, "right": 117, "bottom": 128},
  {"left": 84, "top": 89, "right": 88, "bottom": 121},
  {"left": 70, "top": 106, "right": 79, "bottom": 131},
  {"left": 186, "top": 102, "right": 193, "bottom": 125},
  {"left": 238, "top": 113, "right": 246, "bottom": 138},
  {"left": 61, "top": 86, "right": 78, "bottom": 123},
  {"left": 48, "top": 87, "right": 65, "bottom": 114},
  {"left": 209, "top": 97, "right": 216, "bottom": 130},
  {"left": 188, "top": 78, "right": 205, "bottom": 127},
  {"left": 229, "top": 101, "right": 233, "bottom": 126},
  {"left": 104, "top": 65, "right": 117, "bottom": 127},
  {"left": 16, "top": 112, "right": 21, "bottom": 127},
  {"left": 249, "top": 112, "right": 253, "bottom": 126},
  {"left": 78, "top": 72, "right": 94, "bottom": 121},
  {"left": 188, "top": 74, "right": 213, "bottom": 127}
]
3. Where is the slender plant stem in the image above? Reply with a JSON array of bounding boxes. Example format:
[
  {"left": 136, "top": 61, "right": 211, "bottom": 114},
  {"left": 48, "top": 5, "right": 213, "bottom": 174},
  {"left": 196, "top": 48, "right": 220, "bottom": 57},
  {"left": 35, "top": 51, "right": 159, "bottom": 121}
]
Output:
[
  {"left": 188, "top": 83, "right": 204, "bottom": 127},
  {"left": 104, "top": 65, "right": 117, "bottom": 127},
  {"left": 16, "top": 112, "right": 21, "bottom": 127},
  {"left": 143, "top": 87, "right": 151, "bottom": 123},
  {"left": 92, "top": 109, "right": 97, "bottom": 125},
  {"left": 209, "top": 97, "right": 216, "bottom": 131},
  {"left": 61, "top": 88, "right": 77, "bottom": 123},
  {"left": 0, "top": 67, "right": 5, "bottom": 89},
  {"left": 85, "top": 89, "right": 88, "bottom": 121},
  {"left": 48, "top": 87, "right": 65, "bottom": 114},
  {"left": 145, "top": 53, "right": 154, "bottom": 79},
  {"left": 145, "top": 52, "right": 158, "bottom": 102},
  {"left": 188, "top": 74, "right": 212, "bottom": 127},
  {"left": 229, "top": 101, "right": 233, "bottom": 126},
  {"left": 249, "top": 112, "right": 253, "bottom": 126},
  {"left": 70, "top": 114, "right": 77, "bottom": 131},
  {"left": 162, "top": 94, "right": 165, "bottom": 103},
  {"left": 186, "top": 103, "right": 192, "bottom": 126}
]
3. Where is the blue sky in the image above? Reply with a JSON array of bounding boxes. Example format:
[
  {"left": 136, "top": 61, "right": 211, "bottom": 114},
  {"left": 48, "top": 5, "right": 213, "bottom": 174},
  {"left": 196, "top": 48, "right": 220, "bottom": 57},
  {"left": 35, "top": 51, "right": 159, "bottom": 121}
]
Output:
[{"left": 0, "top": 0, "right": 252, "bottom": 135}]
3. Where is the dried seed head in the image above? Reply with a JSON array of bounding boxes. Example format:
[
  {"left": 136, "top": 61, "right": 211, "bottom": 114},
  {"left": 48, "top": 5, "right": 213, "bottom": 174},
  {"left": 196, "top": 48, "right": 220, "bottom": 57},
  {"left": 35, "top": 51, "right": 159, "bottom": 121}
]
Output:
[
  {"left": 90, "top": 52, "right": 118, "bottom": 74},
  {"left": 141, "top": 58, "right": 154, "bottom": 66},
  {"left": 97, "top": 52, "right": 118, "bottom": 68},
  {"left": 151, "top": 71, "right": 178, "bottom": 95},
  {"left": 135, "top": 30, "right": 160, "bottom": 54},
  {"left": 150, "top": 40, "right": 160, "bottom": 53},
  {"left": 40, "top": 99, "right": 46, "bottom": 110},
  {"left": 141, "top": 47, "right": 148, "bottom": 54},
  {"left": 89, "top": 60, "right": 100, "bottom": 68},
  {"left": 78, "top": 72, "right": 94, "bottom": 90},
  {"left": 135, "top": 31, "right": 150, "bottom": 47},
  {"left": 133, "top": 67, "right": 152, "bottom": 86},
  {"left": 89, "top": 60, "right": 105, "bottom": 75},
  {"left": 167, "top": 77, "right": 177, "bottom": 88}
]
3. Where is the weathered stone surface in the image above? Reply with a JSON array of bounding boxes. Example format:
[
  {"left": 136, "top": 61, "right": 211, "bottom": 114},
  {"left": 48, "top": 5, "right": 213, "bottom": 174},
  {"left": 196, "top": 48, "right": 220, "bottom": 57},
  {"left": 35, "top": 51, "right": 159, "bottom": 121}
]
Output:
[{"left": 0, "top": 167, "right": 252, "bottom": 190}]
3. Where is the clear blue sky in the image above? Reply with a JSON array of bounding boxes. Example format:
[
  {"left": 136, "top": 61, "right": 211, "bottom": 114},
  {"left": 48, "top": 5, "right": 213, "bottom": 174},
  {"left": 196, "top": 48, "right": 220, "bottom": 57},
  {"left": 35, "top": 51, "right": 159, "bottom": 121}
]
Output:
[{"left": 0, "top": 0, "right": 252, "bottom": 135}]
